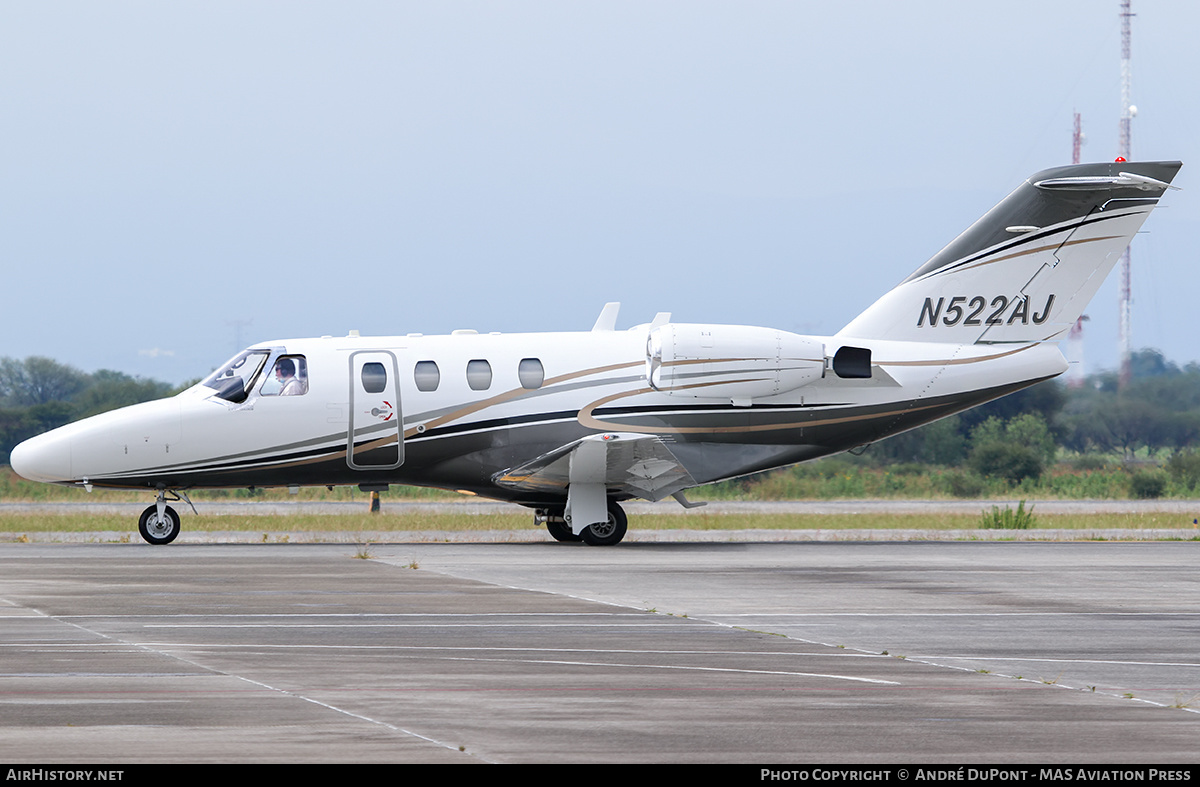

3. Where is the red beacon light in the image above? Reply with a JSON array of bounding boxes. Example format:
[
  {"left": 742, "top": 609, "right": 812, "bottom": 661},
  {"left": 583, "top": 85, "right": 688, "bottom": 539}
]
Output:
[{"left": 1115, "top": 157, "right": 1127, "bottom": 162}]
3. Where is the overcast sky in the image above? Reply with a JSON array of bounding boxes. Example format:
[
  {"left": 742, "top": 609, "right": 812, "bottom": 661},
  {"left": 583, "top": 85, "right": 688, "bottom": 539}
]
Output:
[{"left": 2, "top": 1, "right": 1196, "bottom": 384}]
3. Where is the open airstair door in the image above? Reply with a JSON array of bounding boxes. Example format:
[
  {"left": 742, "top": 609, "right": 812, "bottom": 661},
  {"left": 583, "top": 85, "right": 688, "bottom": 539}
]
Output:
[{"left": 347, "top": 350, "right": 404, "bottom": 470}]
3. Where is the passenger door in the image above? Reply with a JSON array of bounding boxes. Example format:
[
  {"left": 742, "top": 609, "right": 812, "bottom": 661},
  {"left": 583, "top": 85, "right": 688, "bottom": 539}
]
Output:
[{"left": 347, "top": 351, "right": 404, "bottom": 470}]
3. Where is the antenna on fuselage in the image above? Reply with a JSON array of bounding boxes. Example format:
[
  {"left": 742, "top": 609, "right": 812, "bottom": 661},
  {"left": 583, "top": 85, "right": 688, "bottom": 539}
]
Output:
[{"left": 592, "top": 302, "right": 620, "bottom": 332}]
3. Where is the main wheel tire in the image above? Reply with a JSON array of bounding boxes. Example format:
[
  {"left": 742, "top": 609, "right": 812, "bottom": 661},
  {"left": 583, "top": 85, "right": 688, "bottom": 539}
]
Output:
[
  {"left": 546, "top": 519, "right": 582, "bottom": 542},
  {"left": 539, "top": 507, "right": 581, "bottom": 542},
  {"left": 138, "top": 504, "right": 180, "bottom": 545},
  {"left": 580, "top": 502, "right": 628, "bottom": 546}
]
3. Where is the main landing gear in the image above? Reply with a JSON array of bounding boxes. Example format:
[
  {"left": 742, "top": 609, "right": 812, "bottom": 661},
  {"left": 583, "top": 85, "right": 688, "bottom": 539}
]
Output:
[
  {"left": 537, "top": 501, "right": 628, "bottom": 546},
  {"left": 137, "top": 489, "right": 194, "bottom": 545}
]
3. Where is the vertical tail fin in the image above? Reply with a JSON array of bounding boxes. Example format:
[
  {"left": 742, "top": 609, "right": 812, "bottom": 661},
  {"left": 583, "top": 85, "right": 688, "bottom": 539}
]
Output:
[{"left": 837, "top": 161, "right": 1181, "bottom": 344}]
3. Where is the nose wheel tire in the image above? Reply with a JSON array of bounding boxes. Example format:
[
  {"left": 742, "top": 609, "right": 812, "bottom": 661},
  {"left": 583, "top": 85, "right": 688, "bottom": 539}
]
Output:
[
  {"left": 580, "top": 502, "right": 628, "bottom": 546},
  {"left": 139, "top": 504, "right": 181, "bottom": 545}
]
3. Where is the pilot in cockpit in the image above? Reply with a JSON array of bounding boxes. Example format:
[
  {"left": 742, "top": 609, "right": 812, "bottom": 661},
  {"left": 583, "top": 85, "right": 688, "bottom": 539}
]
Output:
[{"left": 272, "top": 357, "right": 307, "bottom": 396}]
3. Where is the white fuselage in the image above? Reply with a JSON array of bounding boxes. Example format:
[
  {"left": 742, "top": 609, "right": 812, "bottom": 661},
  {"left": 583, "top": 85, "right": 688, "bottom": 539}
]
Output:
[{"left": 11, "top": 322, "right": 1066, "bottom": 504}]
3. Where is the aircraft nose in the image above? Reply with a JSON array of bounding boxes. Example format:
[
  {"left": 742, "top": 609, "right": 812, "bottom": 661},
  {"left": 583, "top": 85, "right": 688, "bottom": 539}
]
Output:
[{"left": 9, "top": 431, "right": 73, "bottom": 484}]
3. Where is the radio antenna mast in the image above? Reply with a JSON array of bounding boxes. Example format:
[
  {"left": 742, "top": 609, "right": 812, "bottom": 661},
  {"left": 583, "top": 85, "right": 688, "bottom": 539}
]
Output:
[{"left": 1117, "top": 0, "right": 1135, "bottom": 388}]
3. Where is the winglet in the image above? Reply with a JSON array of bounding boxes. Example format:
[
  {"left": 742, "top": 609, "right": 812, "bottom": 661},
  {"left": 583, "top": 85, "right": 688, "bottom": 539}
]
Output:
[{"left": 592, "top": 302, "right": 620, "bottom": 332}]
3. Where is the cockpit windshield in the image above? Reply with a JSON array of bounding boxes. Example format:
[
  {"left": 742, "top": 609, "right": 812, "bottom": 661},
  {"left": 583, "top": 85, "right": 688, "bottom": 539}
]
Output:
[{"left": 200, "top": 349, "right": 270, "bottom": 404}]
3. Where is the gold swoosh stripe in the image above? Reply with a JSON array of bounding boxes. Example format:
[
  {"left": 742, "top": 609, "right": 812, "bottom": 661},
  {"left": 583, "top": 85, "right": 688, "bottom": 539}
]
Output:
[
  {"left": 577, "top": 387, "right": 946, "bottom": 435},
  {"left": 402, "top": 359, "right": 644, "bottom": 439},
  {"left": 877, "top": 343, "right": 1036, "bottom": 367}
]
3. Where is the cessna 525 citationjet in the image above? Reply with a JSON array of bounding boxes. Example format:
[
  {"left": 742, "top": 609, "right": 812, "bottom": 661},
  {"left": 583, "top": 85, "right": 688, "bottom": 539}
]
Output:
[{"left": 11, "top": 160, "right": 1182, "bottom": 545}]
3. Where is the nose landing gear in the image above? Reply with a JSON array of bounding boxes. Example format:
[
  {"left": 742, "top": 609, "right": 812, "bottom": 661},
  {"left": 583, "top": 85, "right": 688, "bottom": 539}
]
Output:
[
  {"left": 138, "top": 504, "right": 180, "bottom": 545},
  {"left": 137, "top": 489, "right": 195, "bottom": 545}
]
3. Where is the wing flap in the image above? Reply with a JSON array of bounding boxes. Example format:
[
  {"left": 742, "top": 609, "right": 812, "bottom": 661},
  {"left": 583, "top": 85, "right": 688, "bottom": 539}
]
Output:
[{"left": 493, "top": 432, "right": 697, "bottom": 502}]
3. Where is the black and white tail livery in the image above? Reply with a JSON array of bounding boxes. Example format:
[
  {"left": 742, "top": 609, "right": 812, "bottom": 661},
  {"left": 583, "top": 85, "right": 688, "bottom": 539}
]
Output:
[
  {"left": 839, "top": 160, "right": 1181, "bottom": 344},
  {"left": 11, "top": 160, "right": 1182, "bottom": 545}
]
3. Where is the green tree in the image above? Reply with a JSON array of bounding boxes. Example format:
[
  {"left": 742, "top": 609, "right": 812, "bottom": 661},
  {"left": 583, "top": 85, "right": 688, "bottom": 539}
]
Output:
[
  {"left": 73, "top": 370, "right": 174, "bottom": 419},
  {"left": 957, "top": 380, "right": 1066, "bottom": 437},
  {"left": 1004, "top": 413, "right": 1057, "bottom": 465},
  {"left": 0, "top": 357, "right": 88, "bottom": 406},
  {"left": 967, "top": 413, "right": 1054, "bottom": 484},
  {"left": 1165, "top": 450, "right": 1200, "bottom": 491},
  {"left": 1089, "top": 398, "right": 1178, "bottom": 458},
  {"left": 0, "top": 357, "right": 177, "bottom": 464}
]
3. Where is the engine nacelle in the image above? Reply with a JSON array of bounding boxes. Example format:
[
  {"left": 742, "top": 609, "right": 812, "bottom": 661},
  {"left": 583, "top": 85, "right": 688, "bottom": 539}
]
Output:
[{"left": 646, "top": 323, "right": 825, "bottom": 405}]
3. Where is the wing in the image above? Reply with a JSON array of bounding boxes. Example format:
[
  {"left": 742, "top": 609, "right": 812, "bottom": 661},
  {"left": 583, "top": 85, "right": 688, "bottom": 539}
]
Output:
[{"left": 493, "top": 432, "right": 697, "bottom": 502}]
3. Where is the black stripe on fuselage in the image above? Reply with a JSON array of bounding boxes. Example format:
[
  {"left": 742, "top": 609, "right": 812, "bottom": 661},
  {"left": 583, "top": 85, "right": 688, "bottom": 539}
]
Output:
[{"left": 404, "top": 401, "right": 855, "bottom": 442}]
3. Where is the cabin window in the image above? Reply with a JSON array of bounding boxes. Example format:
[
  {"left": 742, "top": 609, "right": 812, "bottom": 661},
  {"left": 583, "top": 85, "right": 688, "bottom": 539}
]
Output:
[
  {"left": 261, "top": 355, "right": 308, "bottom": 396},
  {"left": 361, "top": 362, "right": 388, "bottom": 394},
  {"left": 518, "top": 358, "right": 544, "bottom": 389},
  {"left": 466, "top": 359, "right": 492, "bottom": 391},
  {"left": 414, "top": 360, "right": 440, "bottom": 392},
  {"left": 200, "top": 349, "right": 270, "bottom": 404}
]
